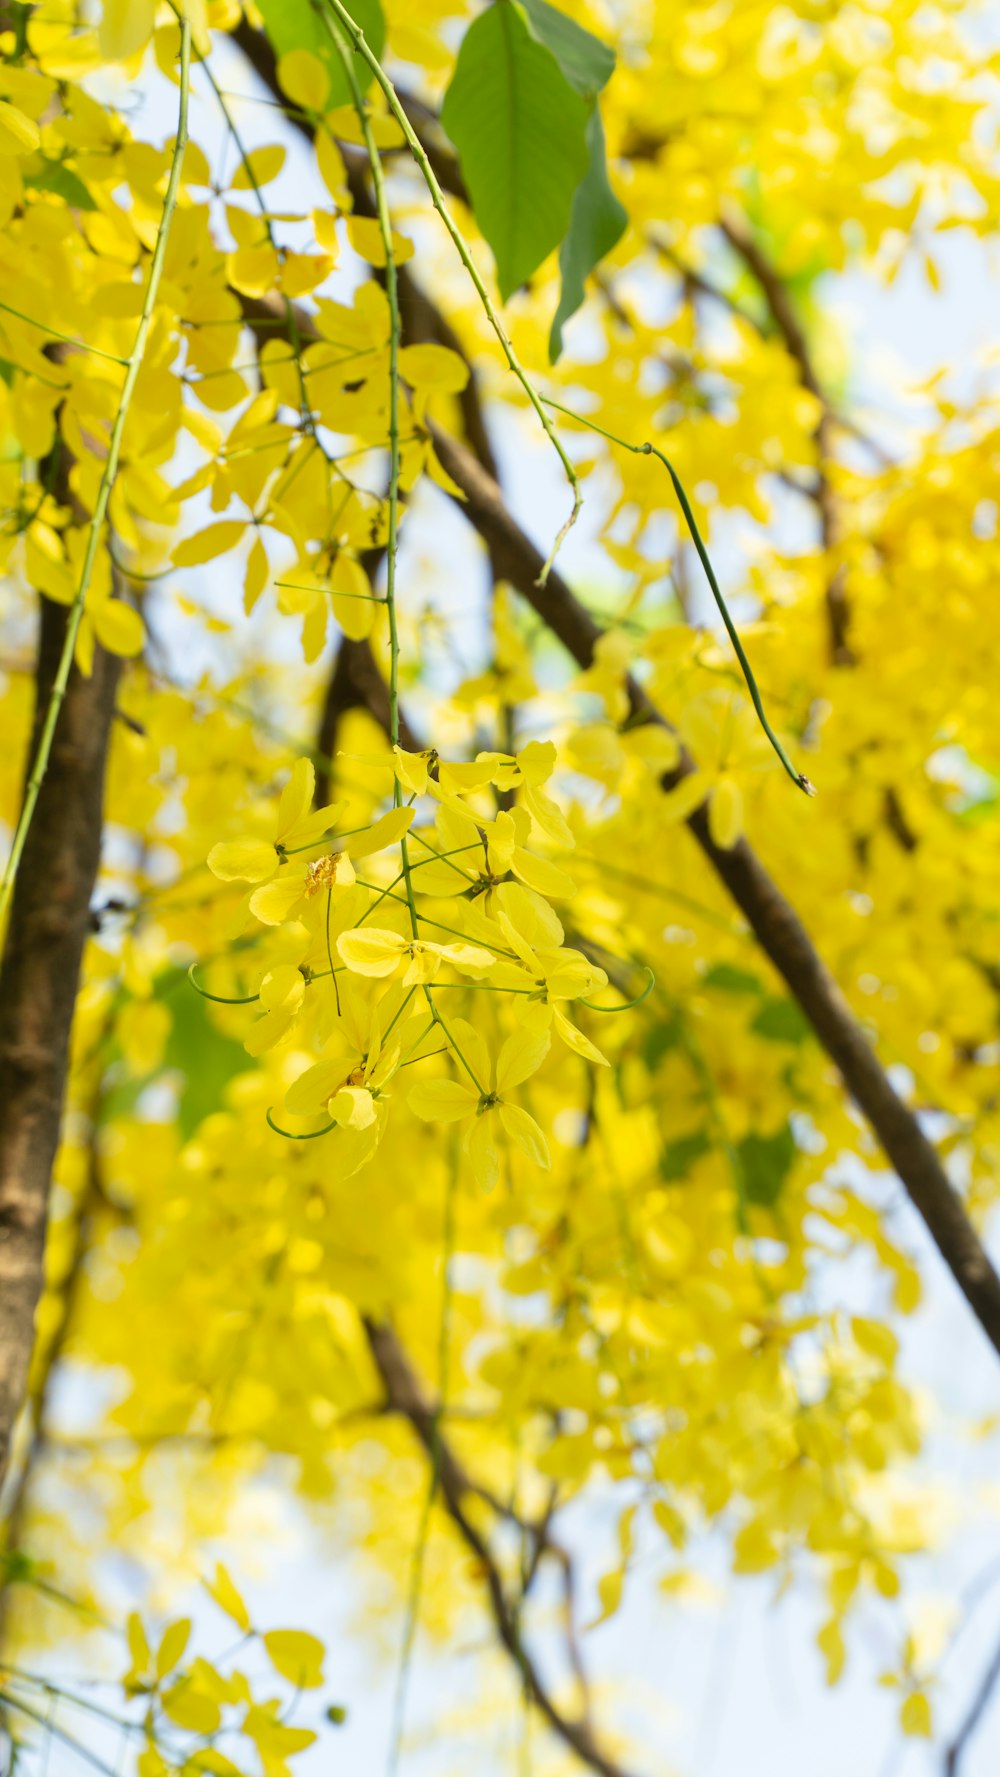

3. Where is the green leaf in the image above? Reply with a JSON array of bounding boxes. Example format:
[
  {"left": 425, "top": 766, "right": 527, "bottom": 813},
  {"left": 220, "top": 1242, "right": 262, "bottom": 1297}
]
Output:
[
  {"left": 660, "top": 1129, "right": 712, "bottom": 1182},
  {"left": 520, "top": 0, "right": 615, "bottom": 98},
  {"left": 549, "top": 106, "right": 626, "bottom": 360},
  {"left": 256, "top": 0, "right": 385, "bottom": 112},
  {"left": 100, "top": 970, "right": 254, "bottom": 1141},
  {"left": 23, "top": 158, "right": 96, "bottom": 210},
  {"left": 643, "top": 1014, "right": 682, "bottom": 1068},
  {"left": 442, "top": 0, "right": 589, "bottom": 302},
  {"left": 750, "top": 998, "right": 811, "bottom": 1045},
  {"left": 162, "top": 973, "right": 255, "bottom": 1140},
  {"left": 736, "top": 1124, "right": 796, "bottom": 1207},
  {"left": 702, "top": 962, "right": 763, "bottom": 996}
]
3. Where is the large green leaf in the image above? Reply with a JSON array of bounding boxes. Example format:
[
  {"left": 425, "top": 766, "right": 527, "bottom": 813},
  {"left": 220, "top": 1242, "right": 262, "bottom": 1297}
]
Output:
[
  {"left": 442, "top": 0, "right": 589, "bottom": 302},
  {"left": 256, "top": 0, "right": 385, "bottom": 112},
  {"left": 520, "top": 0, "right": 615, "bottom": 99},
  {"left": 549, "top": 106, "right": 626, "bottom": 360}
]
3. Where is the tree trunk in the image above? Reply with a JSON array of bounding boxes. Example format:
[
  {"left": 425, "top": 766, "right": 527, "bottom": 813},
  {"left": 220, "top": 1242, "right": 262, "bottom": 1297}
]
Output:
[{"left": 0, "top": 599, "right": 119, "bottom": 1490}]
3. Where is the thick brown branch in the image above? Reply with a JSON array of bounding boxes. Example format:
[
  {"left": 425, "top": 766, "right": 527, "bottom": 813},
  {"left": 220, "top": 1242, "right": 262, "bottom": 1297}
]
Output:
[
  {"left": 0, "top": 603, "right": 119, "bottom": 1490},
  {"left": 239, "top": 261, "right": 1000, "bottom": 1361},
  {"left": 229, "top": 39, "right": 1000, "bottom": 1353},
  {"left": 425, "top": 422, "right": 1000, "bottom": 1359}
]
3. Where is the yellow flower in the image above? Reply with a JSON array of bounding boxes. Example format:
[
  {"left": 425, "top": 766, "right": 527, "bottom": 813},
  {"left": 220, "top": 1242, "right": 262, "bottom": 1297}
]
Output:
[
  {"left": 243, "top": 964, "right": 307, "bottom": 1059},
  {"left": 337, "top": 927, "right": 494, "bottom": 987},
  {"left": 248, "top": 806, "right": 416, "bottom": 928},
  {"left": 208, "top": 759, "right": 344, "bottom": 887},
  {"left": 281, "top": 982, "right": 422, "bottom": 1170},
  {"left": 489, "top": 913, "right": 610, "bottom": 1065},
  {"left": 412, "top": 803, "right": 575, "bottom": 910},
  {"left": 409, "top": 1019, "right": 551, "bottom": 1190}
]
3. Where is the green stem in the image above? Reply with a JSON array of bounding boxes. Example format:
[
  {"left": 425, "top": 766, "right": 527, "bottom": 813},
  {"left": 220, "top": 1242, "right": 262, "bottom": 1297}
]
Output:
[
  {"left": 0, "top": 18, "right": 193, "bottom": 926},
  {"left": 427, "top": 998, "right": 487, "bottom": 1095},
  {"left": 543, "top": 396, "right": 815, "bottom": 796},
  {"left": 318, "top": 0, "right": 580, "bottom": 585},
  {"left": 0, "top": 297, "right": 129, "bottom": 367}
]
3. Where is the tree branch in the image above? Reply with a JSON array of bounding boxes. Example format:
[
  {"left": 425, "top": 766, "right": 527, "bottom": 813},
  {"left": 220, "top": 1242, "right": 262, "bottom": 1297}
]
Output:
[
  {"left": 0, "top": 600, "right": 119, "bottom": 1490},
  {"left": 314, "top": 631, "right": 617, "bottom": 1775},
  {"left": 424, "top": 422, "right": 1000, "bottom": 1358},
  {"left": 230, "top": 25, "right": 1000, "bottom": 1353},
  {"left": 364, "top": 1319, "right": 639, "bottom": 1777},
  {"left": 945, "top": 1618, "right": 1000, "bottom": 1775}
]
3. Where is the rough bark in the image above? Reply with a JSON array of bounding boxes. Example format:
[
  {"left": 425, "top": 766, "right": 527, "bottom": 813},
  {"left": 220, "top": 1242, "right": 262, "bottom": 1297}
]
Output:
[{"left": 0, "top": 601, "right": 119, "bottom": 1488}]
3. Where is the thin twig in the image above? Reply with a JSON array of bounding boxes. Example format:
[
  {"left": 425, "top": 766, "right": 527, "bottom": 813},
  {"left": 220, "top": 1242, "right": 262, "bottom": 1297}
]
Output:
[
  {"left": 945, "top": 1619, "right": 1000, "bottom": 1776},
  {"left": 317, "top": 0, "right": 580, "bottom": 583}
]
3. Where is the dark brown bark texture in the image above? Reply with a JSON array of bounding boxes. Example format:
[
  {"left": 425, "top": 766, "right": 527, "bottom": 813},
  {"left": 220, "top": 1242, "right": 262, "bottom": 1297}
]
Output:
[{"left": 0, "top": 601, "right": 119, "bottom": 1487}]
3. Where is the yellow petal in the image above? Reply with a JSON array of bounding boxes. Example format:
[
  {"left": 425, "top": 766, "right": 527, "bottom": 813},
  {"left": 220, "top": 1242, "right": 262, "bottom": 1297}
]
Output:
[
  {"left": 172, "top": 521, "right": 246, "bottom": 566},
  {"left": 244, "top": 536, "right": 269, "bottom": 615},
  {"left": 207, "top": 839, "right": 276, "bottom": 883},
  {"left": 276, "top": 758, "right": 315, "bottom": 839},
  {"left": 498, "top": 1103, "right": 550, "bottom": 1169},
  {"left": 900, "top": 1692, "right": 932, "bottom": 1738},
  {"left": 92, "top": 598, "right": 145, "bottom": 658},
  {"left": 408, "top": 1078, "right": 477, "bottom": 1122},
  {"left": 330, "top": 1086, "right": 377, "bottom": 1130},
  {"left": 660, "top": 771, "right": 710, "bottom": 823},
  {"left": 552, "top": 1007, "right": 609, "bottom": 1066},
  {"left": 258, "top": 965, "right": 305, "bottom": 1012},
  {"left": 512, "top": 849, "right": 576, "bottom": 900},
  {"left": 434, "top": 942, "right": 495, "bottom": 976},
  {"left": 708, "top": 776, "right": 744, "bottom": 851},
  {"left": 495, "top": 882, "right": 564, "bottom": 947},
  {"left": 397, "top": 343, "right": 470, "bottom": 393},
  {"left": 344, "top": 806, "right": 414, "bottom": 860},
  {"left": 466, "top": 1112, "right": 501, "bottom": 1191},
  {"left": 330, "top": 551, "right": 377, "bottom": 641},
  {"left": 99, "top": 0, "right": 155, "bottom": 60},
  {"left": 286, "top": 1058, "right": 353, "bottom": 1115},
  {"left": 205, "top": 1564, "right": 250, "bottom": 1633},
  {"left": 249, "top": 874, "right": 307, "bottom": 926},
  {"left": 0, "top": 101, "right": 40, "bottom": 156},
  {"left": 345, "top": 215, "right": 414, "bottom": 268},
  {"left": 231, "top": 144, "right": 286, "bottom": 190},
  {"left": 277, "top": 48, "right": 331, "bottom": 112},
  {"left": 155, "top": 1619, "right": 191, "bottom": 1680},
  {"left": 337, "top": 928, "right": 407, "bottom": 976},
  {"left": 262, "top": 1629, "right": 325, "bottom": 1691},
  {"left": 495, "top": 1027, "right": 550, "bottom": 1093}
]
